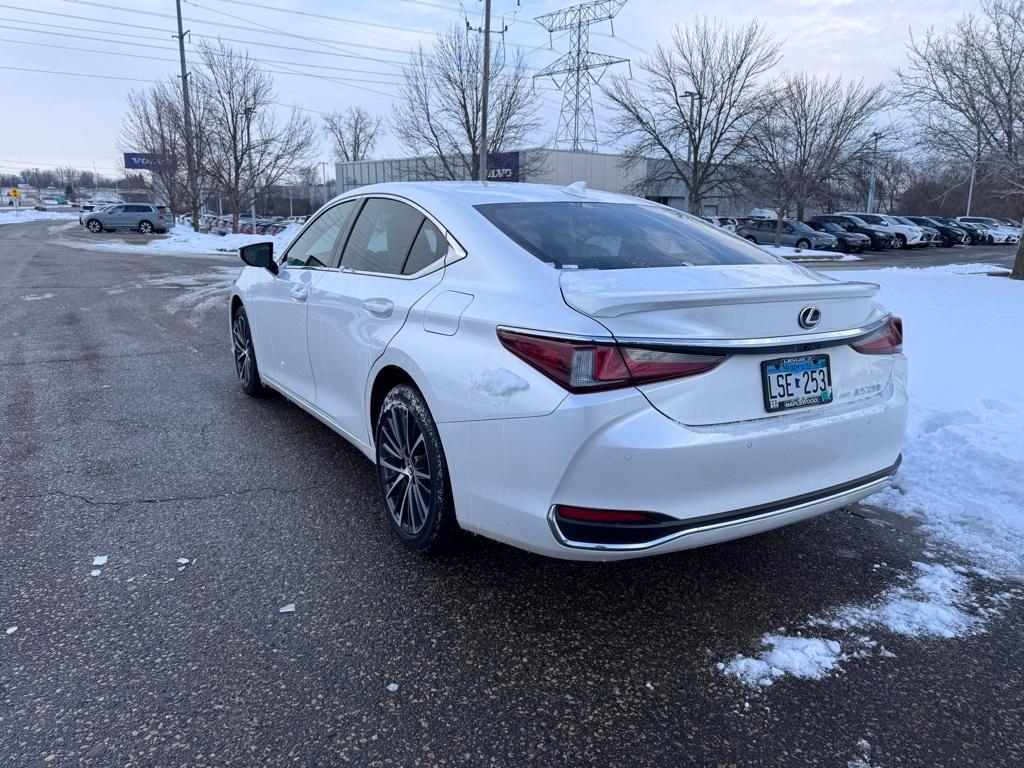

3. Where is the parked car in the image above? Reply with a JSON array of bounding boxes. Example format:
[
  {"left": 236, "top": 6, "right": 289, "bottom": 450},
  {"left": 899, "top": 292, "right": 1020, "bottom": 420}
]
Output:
[
  {"left": 837, "top": 212, "right": 925, "bottom": 249},
  {"left": 904, "top": 216, "right": 969, "bottom": 247},
  {"left": 708, "top": 216, "right": 739, "bottom": 232},
  {"left": 810, "top": 214, "right": 895, "bottom": 250},
  {"left": 928, "top": 216, "right": 988, "bottom": 245},
  {"left": 888, "top": 215, "right": 940, "bottom": 247},
  {"left": 956, "top": 216, "right": 1021, "bottom": 244},
  {"left": 229, "top": 182, "right": 906, "bottom": 559},
  {"left": 995, "top": 217, "right": 1021, "bottom": 229},
  {"left": 80, "top": 203, "right": 168, "bottom": 234},
  {"left": 736, "top": 219, "right": 838, "bottom": 250},
  {"left": 804, "top": 221, "right": 870, "bottom": 253}
]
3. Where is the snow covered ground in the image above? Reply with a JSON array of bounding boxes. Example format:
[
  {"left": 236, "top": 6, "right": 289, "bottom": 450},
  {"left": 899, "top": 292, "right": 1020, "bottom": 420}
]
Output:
[
  {"left": 721, "top": 263, "right": 1024, "bottom": 688},
  {"left": 0, "top": 209, "right": 78, "bottom": 225},
  {"left": 73, "top": 222, "right": 301, "bottom": 256}
]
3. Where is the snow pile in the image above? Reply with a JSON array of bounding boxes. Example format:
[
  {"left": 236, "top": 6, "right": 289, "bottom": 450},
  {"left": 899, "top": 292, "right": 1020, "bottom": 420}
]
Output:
[
  {"left": 76, "top": 222, "right": 300, "bottom": 256},
  {"left": 0, "top": 209, "right": 78, "bottom": 225},
  {"left": 720, "top": 636, "right": 843, "bottom": 686},
  {"left": 834, "top": 267, "right": 1024, "bottom": 577}
]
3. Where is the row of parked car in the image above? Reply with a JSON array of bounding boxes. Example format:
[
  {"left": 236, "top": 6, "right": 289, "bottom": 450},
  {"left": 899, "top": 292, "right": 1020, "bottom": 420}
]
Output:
[
  {"left": 705, "top": 212, "right": 1021, "bottom": 253},
  {"left": 201, "top": 213, "right": 308, "bottom": 236}
]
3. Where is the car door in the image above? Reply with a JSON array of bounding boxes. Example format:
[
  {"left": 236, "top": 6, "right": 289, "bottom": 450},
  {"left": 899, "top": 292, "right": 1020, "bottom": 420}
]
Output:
[
  {"left": 102, "top": 205, "right": 126, "bottom": 228},
  {"left": 308, "top": 197, "right": 450, "bottom": 445},
  {"left": 246, "top": 200, "right": 356, "bottom": 404}
]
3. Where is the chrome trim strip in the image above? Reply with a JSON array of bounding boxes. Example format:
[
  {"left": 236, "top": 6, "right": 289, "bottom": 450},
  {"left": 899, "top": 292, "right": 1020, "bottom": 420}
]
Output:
[
  {"left": 497, "top": 315, "right": 891, "bottom": 354},
  {"left": 547, "top": 472, "right": 896, "bottom": 552}
]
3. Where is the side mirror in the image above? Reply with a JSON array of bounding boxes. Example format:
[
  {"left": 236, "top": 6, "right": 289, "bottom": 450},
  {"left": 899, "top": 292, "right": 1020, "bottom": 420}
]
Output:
[{"left": 239, "top": 242, "right": 278, "bottom": 275}]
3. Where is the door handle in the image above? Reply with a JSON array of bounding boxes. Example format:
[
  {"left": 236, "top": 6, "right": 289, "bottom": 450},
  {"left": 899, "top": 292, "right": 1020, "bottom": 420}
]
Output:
[
  {"left": 363, "top": 298, "right": 394, "bottom": 317},
  {"left": 289, "top": 286, "right": 309, "bottom": 302}
]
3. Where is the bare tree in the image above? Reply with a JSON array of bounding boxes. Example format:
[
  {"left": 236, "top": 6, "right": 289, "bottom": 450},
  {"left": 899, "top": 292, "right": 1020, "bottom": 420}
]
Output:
[
  {"left": 745, "top": 73, "right": 891, "bottom": 245},
  {"left": 900, "top": 0, "right": 1024, "bottom": 278},
  {"left": 324, "top": 107, "right": 381, "bottom": 162},
  {"left": 603, "top": 18, "right": 780, "bottom": 214},
  {"left": 52, "top": 166, "right": 82, "bottom": 200},
  {"left": 392, "top": 25, "right": 541, "bottom": 180},
  {"left": 195, "top": 39, "right": 317, "bottom": 232}
]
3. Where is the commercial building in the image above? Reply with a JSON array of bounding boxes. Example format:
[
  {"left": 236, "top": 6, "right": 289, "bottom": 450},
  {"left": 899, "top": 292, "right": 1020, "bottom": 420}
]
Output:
[{"left": 336, "top": 148, "right": 738, "bottom": 214}]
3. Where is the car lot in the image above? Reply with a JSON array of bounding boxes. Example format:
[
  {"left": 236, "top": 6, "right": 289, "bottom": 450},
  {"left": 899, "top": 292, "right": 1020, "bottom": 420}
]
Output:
[{"left": 2, "top": 220, "right": 1023, "bottom": 767}]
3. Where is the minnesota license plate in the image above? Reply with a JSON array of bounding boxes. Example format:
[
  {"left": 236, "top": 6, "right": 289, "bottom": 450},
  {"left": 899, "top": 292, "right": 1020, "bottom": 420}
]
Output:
[{"left": 761, "top": 355, "right": 832, "bottom": 412}]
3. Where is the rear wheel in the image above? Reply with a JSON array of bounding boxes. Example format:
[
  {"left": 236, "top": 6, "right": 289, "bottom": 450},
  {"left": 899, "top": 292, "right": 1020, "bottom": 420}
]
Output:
[
  {"left": 375, "top": 384, "right": 456, "bottom": 554},
  {"left": 231, "top": 306, "right": 267, "bottom": 397},
  {"left": 86, "top": 219, "right": 102, "bottom": 233},
  {"left": 138, "top": 220, "right": 154, "bottom": 234}
]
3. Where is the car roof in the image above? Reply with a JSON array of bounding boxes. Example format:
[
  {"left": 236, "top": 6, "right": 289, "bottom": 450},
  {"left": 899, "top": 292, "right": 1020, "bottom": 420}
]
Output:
[{"left": 330, "top": 181, "right": 641, "bottom": 212}]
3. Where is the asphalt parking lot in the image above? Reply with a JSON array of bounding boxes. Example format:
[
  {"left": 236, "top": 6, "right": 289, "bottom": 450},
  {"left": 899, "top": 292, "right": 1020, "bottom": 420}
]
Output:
[{"left": 2, "top": 220, "right": 1022, "bottom": 767}]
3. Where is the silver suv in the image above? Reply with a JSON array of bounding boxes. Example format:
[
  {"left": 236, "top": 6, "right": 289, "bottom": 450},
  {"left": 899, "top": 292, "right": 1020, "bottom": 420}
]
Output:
[
  {"left": 80, "top": 203, "right": 168, "bottom": 234},
  {"left": 736, "top": 219, "right": 838, "bottom": 250}
]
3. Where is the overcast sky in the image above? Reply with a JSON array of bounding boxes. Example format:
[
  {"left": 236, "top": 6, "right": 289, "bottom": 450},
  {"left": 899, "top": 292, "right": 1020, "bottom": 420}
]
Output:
[{"left": 1, "top": 0, "right": 978, "bottom": 179}]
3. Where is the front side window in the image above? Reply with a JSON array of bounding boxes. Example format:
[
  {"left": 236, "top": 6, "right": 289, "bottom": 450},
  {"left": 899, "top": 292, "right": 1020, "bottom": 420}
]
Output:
[
  {"left": 342, "top": 198, "right": 424, "bottom": 275},
  {"left": 283, "top": 200, "right": 356, "bottom": 268},
  {"left": 475, "top": 202, "right": 777, "bottom": 270}
]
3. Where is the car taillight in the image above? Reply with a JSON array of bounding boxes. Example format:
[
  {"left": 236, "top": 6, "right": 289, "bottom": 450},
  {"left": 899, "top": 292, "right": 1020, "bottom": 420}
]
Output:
[
  {"left": 497, "top": 329, "right": 725, "bottom": 393},
  {"left": 852, "top": 316, "right": 903, "bottom": 355},
  {"left": 556, "top": 506, "right": 652, "bottom": 523}
]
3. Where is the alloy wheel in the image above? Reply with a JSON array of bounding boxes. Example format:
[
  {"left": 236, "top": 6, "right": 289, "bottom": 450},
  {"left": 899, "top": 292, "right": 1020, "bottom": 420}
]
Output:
[
  {"left": 139, "top": 221, "right": 153, "bottom": 234},
  {"left": 377, "top": 403, "right": 432, "bottom": 537},
  {"left": 87, "top": 220, "right": 101, "bottom": 233},
  {"left": 232, "top": 312, "right": 254, "bottom": 389}
]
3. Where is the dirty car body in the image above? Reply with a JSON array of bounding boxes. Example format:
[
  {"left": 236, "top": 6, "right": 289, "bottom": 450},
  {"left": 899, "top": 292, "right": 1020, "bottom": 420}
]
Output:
[{"left": 229, "top": 182, "right": 907, "bottom": 560}]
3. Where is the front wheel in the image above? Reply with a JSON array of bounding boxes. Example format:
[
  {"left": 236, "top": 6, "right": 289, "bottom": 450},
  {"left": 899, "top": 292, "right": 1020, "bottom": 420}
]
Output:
[
  {"left": 86, "top": 219, "right": 102, "bottom": 233},
  {"left": 795, "top": 238, "right": 811, "bottom": 250},
  {"left": 895, "top": 234, "right": 908, "bottom": 249},
  {"left": 375, "top": 384, "right": 456, "bottom": 554},
  {"left": 231, "top": 306, "right": 267, "bottom": 397}
]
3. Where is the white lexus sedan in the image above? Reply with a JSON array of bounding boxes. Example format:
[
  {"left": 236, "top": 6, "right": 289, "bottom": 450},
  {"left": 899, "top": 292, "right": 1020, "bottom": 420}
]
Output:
[{"left": 229, "top": 182, "right": 907, "bottom": 560}]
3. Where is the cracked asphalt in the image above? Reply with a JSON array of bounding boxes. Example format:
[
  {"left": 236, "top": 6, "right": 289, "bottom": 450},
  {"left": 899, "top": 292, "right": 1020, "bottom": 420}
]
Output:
[{"left": 2, "top": 220, "right": 1022, "bottom": 767}]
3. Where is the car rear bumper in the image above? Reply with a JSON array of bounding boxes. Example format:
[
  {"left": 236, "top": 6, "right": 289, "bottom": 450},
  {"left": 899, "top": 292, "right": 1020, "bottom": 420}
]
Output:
[{"left": 440, "top": 358, "right": 908, "bottom": 561}]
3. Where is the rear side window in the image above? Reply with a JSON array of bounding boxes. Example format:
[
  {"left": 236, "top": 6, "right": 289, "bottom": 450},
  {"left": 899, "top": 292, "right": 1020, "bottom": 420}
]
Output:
[
  {"left": 126, "top": 205, "right": 151, "bottom": 213},
  {"left": 475, "top": 202, "right": 776, "bottom": 270},
  {"left": 403, "top": 220, "right": 449, "bottom": 275},
  {"left": 342, "top": 199, "right": 424, "bottom": 275}
]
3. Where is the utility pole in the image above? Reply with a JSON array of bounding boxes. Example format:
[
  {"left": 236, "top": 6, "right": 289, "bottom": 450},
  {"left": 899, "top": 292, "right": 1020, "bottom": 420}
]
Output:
[
  {"left": 865, "top": 131, "right": 881, "bottom": 213},
  {"left": 175, "top": 0, "right": 199, "bottom": 231},
  {"left": 320, "top": 161, "right": 329, "bottom": 203},
  {"left": 245, "top": 106, "right": 256, "bottom": 233},
  {"left": 682, "top": 90, "right": 698, "bottom": 164},
  {"left": 965, "top": 138, "right": 981, "bottom": 216},
  {"left": 479, "top": 0, "right": 493, "bottom": 182}
]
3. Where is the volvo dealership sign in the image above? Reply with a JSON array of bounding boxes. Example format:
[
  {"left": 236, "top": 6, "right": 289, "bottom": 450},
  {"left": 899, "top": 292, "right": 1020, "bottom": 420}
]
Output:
[
  {"left": 485, "top": 151, "right": 519, "bottom": 181},
  {"left": 124, "top": 153, "right": 172, "bottom": 171}
]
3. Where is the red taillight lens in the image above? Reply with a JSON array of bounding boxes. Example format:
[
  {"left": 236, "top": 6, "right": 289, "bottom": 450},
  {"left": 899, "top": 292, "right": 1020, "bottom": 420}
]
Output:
[
  {"left": 556, "top": 506, "right": 651, "bottom": 523},
  {"left": 852, "top": 316, "right": 903, "bottom": 355},
  {"left": 497, "top": 330, "right": 724, "bottom": 393}
]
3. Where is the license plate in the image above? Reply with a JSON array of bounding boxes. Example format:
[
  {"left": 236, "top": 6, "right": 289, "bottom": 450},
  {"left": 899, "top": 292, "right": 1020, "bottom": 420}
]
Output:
[{"left": 761, "top": 355, "right": 832, "bottom": 412}]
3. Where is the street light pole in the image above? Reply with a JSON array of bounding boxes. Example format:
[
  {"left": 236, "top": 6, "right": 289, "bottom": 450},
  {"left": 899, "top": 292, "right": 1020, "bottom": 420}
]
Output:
[{"left": 865, "top": 131, "right": 881, "bottom": 213}]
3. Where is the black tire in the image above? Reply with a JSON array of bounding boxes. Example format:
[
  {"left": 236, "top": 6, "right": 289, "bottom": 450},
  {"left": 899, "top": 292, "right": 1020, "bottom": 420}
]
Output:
[
  {"left": 138, "top": 220, "right": 154, "bottom": 234},
  {"left": 895, "top": 233, "right": 908, "bottom": 249},
  {"left": 231, "top": 305, "right": 267, "bottom": 397},
  {"left": 795, "top": 238, "right": 811, "bottom": 250},
  {"left": 86, "top": 219, "right": 102, "bottom": 233},
  {"left": 941, "top": 235, "right": 951, "bottom": 248},
  {"left": 375, "top": 384, "right": 456, "bottom": 554},
  {"left": 745, "top": 235, "right": 758, "bottom": 243}
]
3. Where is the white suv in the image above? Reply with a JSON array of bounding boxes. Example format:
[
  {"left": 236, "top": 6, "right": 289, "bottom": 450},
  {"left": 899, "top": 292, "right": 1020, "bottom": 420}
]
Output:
[{"left": 838, "top": 212, "right": 924, "bottom": 249}]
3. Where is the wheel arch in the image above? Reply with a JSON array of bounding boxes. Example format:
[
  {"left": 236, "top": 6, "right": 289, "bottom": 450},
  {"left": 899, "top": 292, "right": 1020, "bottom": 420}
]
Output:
[{"left": 369, "top": 364, "right": 421, "bottom": 434}]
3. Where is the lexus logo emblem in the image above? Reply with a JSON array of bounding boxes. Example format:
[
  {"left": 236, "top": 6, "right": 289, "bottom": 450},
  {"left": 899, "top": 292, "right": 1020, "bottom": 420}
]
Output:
[{"left": 798, "top": 305, "right": 822, "bottom": 329}]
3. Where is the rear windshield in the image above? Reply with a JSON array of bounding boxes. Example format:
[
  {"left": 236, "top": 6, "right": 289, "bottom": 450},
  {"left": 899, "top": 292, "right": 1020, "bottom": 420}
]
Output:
[{"left": 474, "top": 202, "right": 777, "bottom": 270}]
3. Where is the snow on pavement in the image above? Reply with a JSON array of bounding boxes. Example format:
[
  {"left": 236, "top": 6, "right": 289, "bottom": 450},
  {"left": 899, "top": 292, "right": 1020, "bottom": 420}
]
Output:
[
  {"left": 0, "top": 209, "right": 78, "bottom": 225},
  {"left": 721, "top": 264, "right": 1024, "bottom": 688},
  {"left": 73, "top": 221, "right": 300, "bottom": 256}
]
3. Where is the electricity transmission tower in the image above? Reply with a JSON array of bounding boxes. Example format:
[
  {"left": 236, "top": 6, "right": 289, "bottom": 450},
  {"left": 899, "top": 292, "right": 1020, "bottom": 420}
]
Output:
[{"left": 534, "top": 0, "right": 629, "bottom": 151}]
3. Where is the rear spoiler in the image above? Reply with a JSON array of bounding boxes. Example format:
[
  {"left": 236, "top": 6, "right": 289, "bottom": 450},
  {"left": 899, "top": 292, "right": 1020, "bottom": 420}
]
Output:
[{"left": 562, "top": 281, "right": 880, "bottom": 318}]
